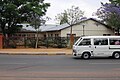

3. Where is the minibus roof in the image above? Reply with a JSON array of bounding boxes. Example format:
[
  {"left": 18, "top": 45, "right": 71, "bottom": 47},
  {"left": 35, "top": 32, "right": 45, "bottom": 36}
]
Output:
[{"left": 81, "top": 36, "right": 120, "bottom": 39}]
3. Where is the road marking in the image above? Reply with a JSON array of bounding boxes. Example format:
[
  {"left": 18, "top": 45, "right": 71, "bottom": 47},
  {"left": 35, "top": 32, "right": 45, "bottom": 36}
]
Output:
[
  {"left": 90, "top": 63, "right": 120, "bottom": 65},
  {"left": 0, "top": 63, "right": 27, "bottom": 65}
]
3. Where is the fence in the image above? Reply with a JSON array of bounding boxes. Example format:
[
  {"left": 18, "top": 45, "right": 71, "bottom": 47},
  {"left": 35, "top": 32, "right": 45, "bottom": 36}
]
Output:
[{"left": 3, "top": 36, "right": 79, "bottom": 48}]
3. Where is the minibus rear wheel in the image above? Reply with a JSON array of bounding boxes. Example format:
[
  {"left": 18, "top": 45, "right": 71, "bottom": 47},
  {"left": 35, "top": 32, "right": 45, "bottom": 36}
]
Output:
[
  {"left": 113, "top": 52, "right": 120, "bottom": 59},
  {"left": 82, "top": 52, "right": 90, "bottom": 59}
]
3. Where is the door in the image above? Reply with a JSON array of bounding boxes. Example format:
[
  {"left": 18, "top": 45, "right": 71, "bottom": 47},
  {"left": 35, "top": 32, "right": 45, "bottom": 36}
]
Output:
[
  {"left": 93, "top": 38, "right": 110, "bottom": 57},
  {"left": 77, "top": 38, "right": 92, "bottom": 55}
]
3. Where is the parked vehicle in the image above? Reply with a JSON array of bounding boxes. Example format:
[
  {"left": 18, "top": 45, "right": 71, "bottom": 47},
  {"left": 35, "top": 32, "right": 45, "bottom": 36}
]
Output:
[{"left": 73, "top": 36, "right": 120, "bottom": 59}]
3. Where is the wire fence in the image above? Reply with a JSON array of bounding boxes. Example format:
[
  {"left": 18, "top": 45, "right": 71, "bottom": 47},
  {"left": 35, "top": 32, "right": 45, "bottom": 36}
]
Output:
[{"left": 3, "top": 36, "right": 80, "bottom": 48}]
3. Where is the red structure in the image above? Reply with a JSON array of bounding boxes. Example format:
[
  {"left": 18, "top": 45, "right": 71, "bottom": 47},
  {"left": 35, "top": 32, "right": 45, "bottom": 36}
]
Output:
[{"left": 0, "top": 34, "right": 3, "bottom": 49}]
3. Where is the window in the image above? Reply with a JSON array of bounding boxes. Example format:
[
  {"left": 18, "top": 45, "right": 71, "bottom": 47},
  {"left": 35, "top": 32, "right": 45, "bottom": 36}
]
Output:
[
  {"left": 55, "top": 34, "right": 59, "bottom": 37},
  {"left": 27, "top": 34, "right": 30, "bottom": 37},
  {"left": 74, "top": 38, "right": 82, "bottom": 45},
  {"left": 67, "top": 34, "right": 76, "bottom": 37},
  {"left": 103, "top": 34, "right": 111, "bottom": 36},
  {"left": 18, "top": 34, "right": 21, "bottom": 37},
  {"left": 22, "top": 34, "right": 26, "bottom": 37},
  {"left": 110, "top": 38, "right": 120, "bottom": 45},
  {"left": 44, "top": 35, "right": 46, "bottom": 37},
  {"left": 51, "top": 34, "right": 53, "bottom": 37},
  {"left": 94, "top": 38, "right": 108, "bottom": 45},
  {"left": 48, "top": 34, "right": 50, "bottom": 37},
  {"left": 79, "top": 39, "right": 91, "bottom": 46}
]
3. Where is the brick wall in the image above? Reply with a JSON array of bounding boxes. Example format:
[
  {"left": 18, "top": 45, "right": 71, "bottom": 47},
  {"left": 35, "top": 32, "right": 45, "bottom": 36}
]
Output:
[{"left": 0, "top": 34, "right": 3, "bottom": 49}]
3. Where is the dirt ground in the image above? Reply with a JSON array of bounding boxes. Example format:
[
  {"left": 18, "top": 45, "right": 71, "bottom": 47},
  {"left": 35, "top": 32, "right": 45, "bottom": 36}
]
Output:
[{"left": 0, "top": 48, "right": 72, "bottom": 55}]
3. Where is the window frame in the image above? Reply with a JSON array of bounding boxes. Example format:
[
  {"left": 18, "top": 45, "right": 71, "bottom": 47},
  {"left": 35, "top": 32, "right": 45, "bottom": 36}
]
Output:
[
  {"left": 109, "top": 38, "right": 120, "bottom": 45},
  {"left": 78, "top": 38, "right": 91, "bottom": 46},
  {"left": 94, "top": 38, "right": 108, "bottom": 46}
]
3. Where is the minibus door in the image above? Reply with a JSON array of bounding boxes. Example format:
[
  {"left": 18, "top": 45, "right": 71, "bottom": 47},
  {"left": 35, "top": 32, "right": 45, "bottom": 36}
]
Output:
[
  {"left": 93, "top": 45, "right": 109, "bottom": 56},
  {"left": 93, "top": 38, "right": 109, "bottom": 57},
  {"left": 77, "top": 38, "right": 92, "bottom": 54}
]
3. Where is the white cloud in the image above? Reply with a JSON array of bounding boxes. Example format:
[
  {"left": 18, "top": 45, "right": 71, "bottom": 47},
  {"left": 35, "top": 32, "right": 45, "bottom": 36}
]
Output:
[{"left": 44, "top": 0, "right": 109, "bottom": 24}]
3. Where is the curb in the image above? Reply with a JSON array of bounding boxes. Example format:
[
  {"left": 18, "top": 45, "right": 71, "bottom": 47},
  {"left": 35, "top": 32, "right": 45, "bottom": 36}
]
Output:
[{"left": 0, "top": 52, "right": 72, "bottom": 55}]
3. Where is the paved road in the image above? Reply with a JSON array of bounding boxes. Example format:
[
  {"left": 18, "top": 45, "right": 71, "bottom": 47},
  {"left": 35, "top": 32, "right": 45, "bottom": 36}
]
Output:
[{"left": 0, "top": 55, "right": 120, "bottom": 80}]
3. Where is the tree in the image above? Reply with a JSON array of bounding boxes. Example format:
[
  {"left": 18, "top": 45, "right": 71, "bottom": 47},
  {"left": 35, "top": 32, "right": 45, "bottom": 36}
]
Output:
[
  {"left": 0, "top": 0, "right": 50, "bottom": 37},
  {"left": 110, "top": 0, "right": 120, "bottom": 5},
  {"left": 55, "top": 6, "right": 85, "bottom": 48},
  {"left": 56, "top": 6, "right": 84, "bottom": 25},
  {"left": 96, "top": 0, "right": 120, "bottom": 35},
  {"left": 28, "top": 13, "right": 50, "bottom": 48},
  {"left": 0, "top": 0, "right": 50, "bottom": 48}
]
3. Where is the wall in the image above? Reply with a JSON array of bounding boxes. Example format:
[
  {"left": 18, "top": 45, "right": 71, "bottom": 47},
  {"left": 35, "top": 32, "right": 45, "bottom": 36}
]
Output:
[
  {"left": 61, "top": 20, "right": 114, "bottom": 37},
  {"left": 41, "top": 31, "right": 61, "bottom": 38}
]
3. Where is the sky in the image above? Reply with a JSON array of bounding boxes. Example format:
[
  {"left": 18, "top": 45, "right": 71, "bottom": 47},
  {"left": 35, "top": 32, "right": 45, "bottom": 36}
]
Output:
[{"left": 44, "top": 0, "right": 109, "bottom": 24}]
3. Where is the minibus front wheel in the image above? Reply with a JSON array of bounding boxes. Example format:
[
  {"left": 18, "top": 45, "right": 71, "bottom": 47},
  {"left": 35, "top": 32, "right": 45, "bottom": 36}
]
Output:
[
  {"left": 82, "top": 52, "right": 91, "bottom": 59},
  {"left": 113, "top": 52, "right": 120, "bottom": 59}
]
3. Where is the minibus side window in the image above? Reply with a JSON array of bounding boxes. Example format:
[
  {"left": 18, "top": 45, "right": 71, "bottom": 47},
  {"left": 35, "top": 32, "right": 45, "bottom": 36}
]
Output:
[
  {"left": 78, "top": 39, "right": 91, "bottom": 46},
  {"left": 109, "top": 38, "right": 120, "bottom": 45},
  {"left": 94, "top": 38, "right": 108, "bottom": 45}
]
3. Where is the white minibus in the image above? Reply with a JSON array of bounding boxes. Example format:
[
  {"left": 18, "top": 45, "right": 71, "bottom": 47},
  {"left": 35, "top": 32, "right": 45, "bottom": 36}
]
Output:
[{"left": 73, "top": 36, "right": 120, "bottom": 59}]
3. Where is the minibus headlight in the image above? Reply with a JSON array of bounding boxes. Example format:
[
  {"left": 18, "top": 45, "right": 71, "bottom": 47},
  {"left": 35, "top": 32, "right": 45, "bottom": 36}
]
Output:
[{"left": 73, "top": 49, "right": 77, "bottom": 53}]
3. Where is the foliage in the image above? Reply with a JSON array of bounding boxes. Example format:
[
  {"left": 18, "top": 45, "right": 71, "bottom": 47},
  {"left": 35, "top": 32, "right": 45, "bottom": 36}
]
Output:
[
  {"left": 4, "top": 37, "right": 17, "bottom": 48},
  {"left": 0, "top": 0, "right": 50, "bottom": 48},
  {"left": 55, "top": 5, "right": 85, "bottom": 25},
  {"left": 0, "top": 0, "right": 50, "bottom": 37},
  {"left": 110, "top": 0, "right": 120, "bottom": 5},
  {"left": 27, "top": 11, "right": 50, "bottom": 48},
  {"left": 97, "top": 3, "right": 120, "bottom": 27},
  {"left": 96, "top": 0, "right": 120, "bottom": 34},
  {"left": 26, "top": 38, "right": 36, "bottom": 48}
]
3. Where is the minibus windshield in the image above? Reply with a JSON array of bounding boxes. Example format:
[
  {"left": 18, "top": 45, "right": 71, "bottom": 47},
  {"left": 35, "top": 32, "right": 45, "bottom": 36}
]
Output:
[{"left": 74, "top": 38, "right": 82, "bottom": 45}]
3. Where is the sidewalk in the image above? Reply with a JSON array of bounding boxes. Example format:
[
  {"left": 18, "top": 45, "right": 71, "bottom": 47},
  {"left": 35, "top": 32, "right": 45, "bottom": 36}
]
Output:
[{"left": 0, "top": 48, "right": 72, "bottom": 55}]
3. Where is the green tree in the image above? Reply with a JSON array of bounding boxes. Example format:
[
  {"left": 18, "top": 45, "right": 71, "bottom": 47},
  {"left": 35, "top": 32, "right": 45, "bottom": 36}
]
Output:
[
  {"left": 0, "top": 0, "right": 50, "bottom": 48},
  {"left": 0, "top": 0, "right": 50, "bottom": 37},
  {"left": 56, "top": 6, "right": 85, "bottom": 25},
  {"left": 28, "top": 13, "right": 50, "bottom": 48},
  {"left": 110, "top": 0, "right": 120, "bottom": 5},
  {"left": 55, "top": 5, "right": 85, "bottom": 48}
]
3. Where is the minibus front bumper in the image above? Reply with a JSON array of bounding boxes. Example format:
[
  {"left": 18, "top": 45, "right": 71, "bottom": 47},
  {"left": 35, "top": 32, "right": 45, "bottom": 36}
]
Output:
[{"left": 72, "top": 49, "right": 82, "bottom": 57}]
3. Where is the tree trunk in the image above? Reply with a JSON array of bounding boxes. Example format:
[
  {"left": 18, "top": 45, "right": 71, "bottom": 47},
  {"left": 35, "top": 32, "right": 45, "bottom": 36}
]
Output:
[
  {"left": 35, "top": 31, "right": 39, "bottom": 48},
  {"left": 70, "top": 25, "right": 74, "bottom": 48},
  {"left": 70, "top": 34, "right": 74, "bottom": 48}
]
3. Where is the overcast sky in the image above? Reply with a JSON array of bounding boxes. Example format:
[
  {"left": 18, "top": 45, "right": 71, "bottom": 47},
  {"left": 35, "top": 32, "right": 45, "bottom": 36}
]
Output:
[{"left": 44, "top": 0, "right": 109, "bottom": 24}]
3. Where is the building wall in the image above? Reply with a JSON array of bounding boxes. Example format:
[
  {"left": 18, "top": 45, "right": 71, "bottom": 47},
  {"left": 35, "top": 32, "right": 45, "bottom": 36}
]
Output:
[
  {"left": 61, "top": 20, "right": 114, "bottom": 37},
  {"left": 41, "top": 31, "right": 61, "bottom": 38},
  {"left": 12, "top": 32, "right": 44, "bottom": 38},
  {"left": 13, "top": 20, "right": 114, "bottom": 38},
  {"left": 13, "top": 32, "right": 36, "bottom": 37}
]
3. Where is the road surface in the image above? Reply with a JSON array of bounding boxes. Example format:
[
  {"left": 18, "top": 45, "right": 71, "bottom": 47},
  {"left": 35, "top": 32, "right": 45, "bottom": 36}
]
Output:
[{"left": 0, "top": 55, "right": 120, "bottom": 80}]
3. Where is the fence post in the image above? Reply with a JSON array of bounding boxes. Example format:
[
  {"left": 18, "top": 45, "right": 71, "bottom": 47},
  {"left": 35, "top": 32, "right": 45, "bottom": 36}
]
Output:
[
  {"left": 46, "top": 37, "right": 48, "bottom": 48},
  {"left": 24, "top": 36, "right": 27, "bottom": 48},
  {"left": 0, "top": 34, "right": 3, "bottom": 49}
]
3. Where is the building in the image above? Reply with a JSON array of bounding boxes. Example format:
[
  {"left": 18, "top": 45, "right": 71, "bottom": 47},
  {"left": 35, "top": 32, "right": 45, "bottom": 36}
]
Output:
[
  {"left": 2, "top": 18, "right": 114, "bottom": 38},
  {"left": 41, "top": 18, "right": 114, "bottom": 38},
  {"left": 0, "top": 18, "right": 115, "bottom": 48}
]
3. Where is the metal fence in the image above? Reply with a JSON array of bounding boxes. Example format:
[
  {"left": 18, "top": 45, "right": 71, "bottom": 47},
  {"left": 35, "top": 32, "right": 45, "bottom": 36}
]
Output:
[{"left": 3, "top": 36, "right": 79, "bottom": 48}]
